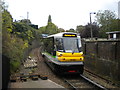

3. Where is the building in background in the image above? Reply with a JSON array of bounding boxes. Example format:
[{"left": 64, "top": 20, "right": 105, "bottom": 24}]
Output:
[{"left": 106, "top": 31, "right": 120, "bottom": 40}]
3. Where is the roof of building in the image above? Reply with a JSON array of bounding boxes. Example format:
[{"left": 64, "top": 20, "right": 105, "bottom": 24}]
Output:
[{"left": 106, "top": 31, "right": 120, "bottom": 34}]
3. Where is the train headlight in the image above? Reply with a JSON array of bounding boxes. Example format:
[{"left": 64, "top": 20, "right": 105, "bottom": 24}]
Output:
[
  {"left": 63, "top": 58, "right": 65, "bottom": 60},
  {"left": 80, "top": 57, "right": 84, "bottom": 61},
  {"left": 58, "top": 54, "right": 62, "bottom": 57},
  {"left": 80, "top": 53, "right": 84, "bottom": 57},
  {"left": 80, "top": 58, "right": 82, "bottom": 60}
]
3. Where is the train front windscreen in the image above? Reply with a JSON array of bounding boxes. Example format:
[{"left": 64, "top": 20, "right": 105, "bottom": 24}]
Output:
[
  {"left": 55, "top": 38, "right": 81, "bottom": 53},
  {"left": 63, "top": 38, "right": 81, "bottom": 53}
]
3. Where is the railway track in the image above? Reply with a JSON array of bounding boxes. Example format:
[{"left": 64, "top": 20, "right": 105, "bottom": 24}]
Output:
[
  {"left": 84, "top": 68, "right": 111, "bottom": 83},
  {"left": 63, "top": 74, "right": 108, "bottom": 90},
  {"left": 83, "top": 68, "right": 119, "bottom": 89}
]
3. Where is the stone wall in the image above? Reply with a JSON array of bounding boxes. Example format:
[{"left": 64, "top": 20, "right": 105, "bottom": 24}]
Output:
[{"left": 82, "top": 40, "right": 120, "bottom": 82}]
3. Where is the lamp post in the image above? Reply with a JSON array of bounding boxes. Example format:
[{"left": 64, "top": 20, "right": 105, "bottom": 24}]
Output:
[{"left": 90, "top": 12, "right": 96, "bottom": 39}]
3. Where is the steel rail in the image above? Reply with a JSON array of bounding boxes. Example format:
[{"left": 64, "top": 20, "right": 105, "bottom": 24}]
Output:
[
  {"left": 64, "top": 78, "right": 78, "bottom": 90},
  {"left": 63, "top": 74, "right": 108, "bottom": 90},
  {"left": 84, "top": 68, "right": 111, "bottom": 83},
  {"left": 80, "top": 74, "right": 108, "bottom": 90}
]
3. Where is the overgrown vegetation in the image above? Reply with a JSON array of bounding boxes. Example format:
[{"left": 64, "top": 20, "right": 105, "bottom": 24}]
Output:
[{"left": 2, "top": 1, "right": 37, "bottom": 74}]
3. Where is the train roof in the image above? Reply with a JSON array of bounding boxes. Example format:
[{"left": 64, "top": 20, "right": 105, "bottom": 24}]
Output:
[{"left": 47, "top": 32, "right": 79, "bottom": 38}]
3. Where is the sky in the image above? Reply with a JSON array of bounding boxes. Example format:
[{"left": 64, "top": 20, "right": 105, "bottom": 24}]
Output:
[{"left": 5, "top": 0, "right": 119, "bottom": 30}]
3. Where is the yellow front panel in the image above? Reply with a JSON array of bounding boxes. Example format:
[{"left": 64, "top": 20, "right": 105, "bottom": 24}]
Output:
[{"left": 56, "top": 51, "right": 84, "bottom": 62}]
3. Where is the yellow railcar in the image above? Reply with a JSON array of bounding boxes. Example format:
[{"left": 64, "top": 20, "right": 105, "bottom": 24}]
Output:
[{"left": 42, "top": 32, "right": 84, "bottom": 74}]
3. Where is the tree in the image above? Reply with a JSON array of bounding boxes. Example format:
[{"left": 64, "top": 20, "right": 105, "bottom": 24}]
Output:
[
  {"left": 1, "top": 0, "right": 8, "bottom": 11},
  {"left": 48, "top": 15, "right": 52, "bottom": 23},
  {"left": 19, "top": 19, "right": 31, "bottom": 25},
  {"left": 38, "top": 26, "right": 46, "bottom": 34},
  {"left": 81, "top": 23, "right": 99, "bottom": 38},
  {"left": 66, "top": 28, "right": 76, "bottom": 32},
  {"left": 96, "top": 10, "right": 116, "bottom": 26},
  {"left": 95, "top": 10, "right": 117, "bottom": 38},
  {"left": 2, "top": 10, "right": 13, "bottom": 33},
  {"left": 109, "top": 19, "right": 120, "bottom": 31},
  {"left": 46, "top": 22, "right": 59, "bottom": 34},
  {"left": 38, "top": 15, "right": 59, "bottom": 35},
  {"left": 38, "top": 22, "right": 59, "bottom": 35},
  {"left": 12, "top": 22, "right": 35, "bottom": 41},
  {"left": 58, "top": 28, "right": 65, "bottom": 32},
  {"left": 76, "top": 25, "right": 85, "bottom": 34}
]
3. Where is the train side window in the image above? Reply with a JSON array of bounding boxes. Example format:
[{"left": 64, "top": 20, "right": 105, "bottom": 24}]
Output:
[
  {"left": 44, "top": 37, "right": 54, "bottom": 55},
  {"left": 55, "top": 38, "right": 64, "bottom": 52},
  {"left": 77, "top": 38, "right": 82, "bottom": 52}
]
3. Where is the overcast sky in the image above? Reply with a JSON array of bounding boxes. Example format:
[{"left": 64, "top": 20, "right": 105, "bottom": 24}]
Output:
[{"left": 5, "top": 0, "right": 119, "bottom": 30}]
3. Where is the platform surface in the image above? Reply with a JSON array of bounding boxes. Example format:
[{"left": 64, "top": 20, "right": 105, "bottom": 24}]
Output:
[{"left": 9, "top": 78, "right": 65, "bottom": 88}]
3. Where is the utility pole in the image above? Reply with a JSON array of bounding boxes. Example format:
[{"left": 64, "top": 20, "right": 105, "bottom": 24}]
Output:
[{"left": 90, "top": 12, "right": 96, "bottom": 40}]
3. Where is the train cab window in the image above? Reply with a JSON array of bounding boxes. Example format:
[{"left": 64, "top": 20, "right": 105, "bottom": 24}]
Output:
[
  {"left": 55, "top": 38, "right": 64, "bottom": 52},
  {"left": 63, "top": 38, "right": 80, "bottom": 53},
  {"left": 44, "top": 37, "right": 54, "bottom": 55}
]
